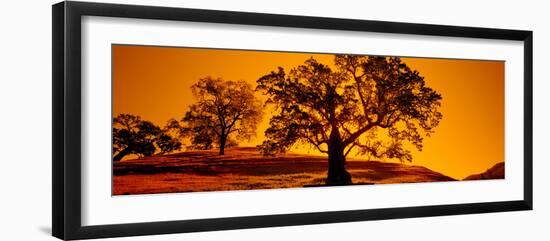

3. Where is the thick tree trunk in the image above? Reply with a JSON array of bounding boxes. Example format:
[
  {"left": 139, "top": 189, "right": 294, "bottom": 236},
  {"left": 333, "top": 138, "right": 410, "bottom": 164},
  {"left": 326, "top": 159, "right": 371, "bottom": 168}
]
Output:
[
  {"left": 113, "top": 148, "right": 130, "bottom": 162},
  {"left": 219, "top": 135, "right": 226, "bottom": 155},
  {"left": 326, "top": 128, "right": 352, "bottom": 185}
]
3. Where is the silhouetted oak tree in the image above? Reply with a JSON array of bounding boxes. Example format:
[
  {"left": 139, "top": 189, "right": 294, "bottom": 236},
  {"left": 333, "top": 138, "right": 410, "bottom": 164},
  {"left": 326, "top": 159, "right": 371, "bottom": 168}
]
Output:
[
  {"left": 181, "top": 77, "right": 263, "bottom": 155},
  {"left": 257, "top": 55, "right": 442, "bottom": 185},
  {"left": 112, "top": 114, "right": 182, "bottom": 161}
]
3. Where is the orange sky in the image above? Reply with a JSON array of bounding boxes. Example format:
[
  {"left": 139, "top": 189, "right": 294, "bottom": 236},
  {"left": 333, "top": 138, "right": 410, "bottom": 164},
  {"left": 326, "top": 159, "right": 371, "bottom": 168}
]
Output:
[{"left": 112, "top": 45, "right": 504, "bottom": 180}]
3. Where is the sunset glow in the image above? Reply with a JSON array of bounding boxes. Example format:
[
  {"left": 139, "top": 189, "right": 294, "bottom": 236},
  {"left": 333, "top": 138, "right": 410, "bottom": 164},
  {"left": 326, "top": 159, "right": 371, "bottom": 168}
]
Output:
[{"left": 112, "top": 45, "right": 504, "bottom": 180}]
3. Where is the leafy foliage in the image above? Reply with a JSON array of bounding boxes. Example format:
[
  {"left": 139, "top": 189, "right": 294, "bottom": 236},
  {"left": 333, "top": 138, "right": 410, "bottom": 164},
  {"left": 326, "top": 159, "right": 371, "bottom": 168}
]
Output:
[
  {"left": 112, "top": 114, "right": 182, "bottom": 161},
  {"left": 181, "top": 77, "right": 263, "bottom": 155},
  {"left": 257, "top": 55, "right": 442, "bottom": 163}
]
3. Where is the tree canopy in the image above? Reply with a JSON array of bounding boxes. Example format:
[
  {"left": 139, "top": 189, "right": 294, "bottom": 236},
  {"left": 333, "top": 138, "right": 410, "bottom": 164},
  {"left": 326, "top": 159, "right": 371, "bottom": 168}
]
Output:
[
  {"left": 256, "top": 55, "right": 442, "bottom": 184},
  {"left": 112, "top": 114, "right": 182, "bottom": 161},
  {"left": 181, "top": 77, "right": 263, "bottom": 155}
]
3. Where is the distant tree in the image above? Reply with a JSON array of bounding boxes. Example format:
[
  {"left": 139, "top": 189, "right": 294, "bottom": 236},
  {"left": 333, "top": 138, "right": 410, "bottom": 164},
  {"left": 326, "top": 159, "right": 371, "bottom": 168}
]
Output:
[
  {"left": 181, "top": 77, "right": 263, "bottom": 155},
  {"left": 256, "top": 55, "right": 442, "bottom": 185},
  {"left": 112, "top": 114, "right": 182, "bottom": 161},
  {"left": 156, "top": 119, "right": 183, "bottom": 155}
]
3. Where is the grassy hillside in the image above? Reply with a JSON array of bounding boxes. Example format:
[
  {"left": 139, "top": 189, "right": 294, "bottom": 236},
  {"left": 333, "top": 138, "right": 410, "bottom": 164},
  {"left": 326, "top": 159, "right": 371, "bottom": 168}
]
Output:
[{"left": 113, "top": 147, "right": 456, "bottom": 195}]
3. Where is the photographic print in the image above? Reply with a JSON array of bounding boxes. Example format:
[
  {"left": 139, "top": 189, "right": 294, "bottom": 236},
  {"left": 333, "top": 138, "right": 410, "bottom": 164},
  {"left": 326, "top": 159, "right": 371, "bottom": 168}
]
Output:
[
  {"left": 111, "top": 45, "right": 504, "bottom": 195},
  {"left": 53, "top": 3, "right": 532, "bottom": 239}
]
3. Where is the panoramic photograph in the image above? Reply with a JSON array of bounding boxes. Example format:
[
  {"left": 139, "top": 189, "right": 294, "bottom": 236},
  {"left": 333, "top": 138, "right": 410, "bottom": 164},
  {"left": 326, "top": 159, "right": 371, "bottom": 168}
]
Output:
[{"left": 111, "top": 45, "right": 505, "bottom": 195}]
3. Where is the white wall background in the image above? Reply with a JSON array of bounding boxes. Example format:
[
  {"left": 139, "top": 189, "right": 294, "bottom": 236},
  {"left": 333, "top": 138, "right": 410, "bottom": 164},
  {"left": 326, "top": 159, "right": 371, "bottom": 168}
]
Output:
[{"left": 0, "top": 0, "right": 547, "bottom": 240}]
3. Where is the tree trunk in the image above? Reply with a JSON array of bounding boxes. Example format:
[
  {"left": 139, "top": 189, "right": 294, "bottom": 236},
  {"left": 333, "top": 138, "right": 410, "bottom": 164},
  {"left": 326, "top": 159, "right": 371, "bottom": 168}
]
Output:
[
  {"left": 326, "top": 128, "right": 352, "bottom": 185},
  {"left": 219, "top": 135, "right": 226, "bottom": 155},
  {"left": 113, "top": 148, "right": 130, "bottom": 162}
]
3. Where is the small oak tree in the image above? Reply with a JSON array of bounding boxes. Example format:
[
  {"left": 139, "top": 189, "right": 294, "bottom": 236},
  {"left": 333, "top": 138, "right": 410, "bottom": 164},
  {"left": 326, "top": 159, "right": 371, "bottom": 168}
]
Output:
[
  {"left": 112, "top": 114, "right": 182, "bottom": 161},
  {"left": 256, "top": 55, "right": 442, "bottom": 185},
  {"left": 181, "top": 77, "right": 263, "bottom": 155}
]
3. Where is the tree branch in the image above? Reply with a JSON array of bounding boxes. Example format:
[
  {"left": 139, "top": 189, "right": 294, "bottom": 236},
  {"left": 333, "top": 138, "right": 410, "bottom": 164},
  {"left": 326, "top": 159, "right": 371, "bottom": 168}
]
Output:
[
  {"left": 304, "top": 136, "right": 329, "bottom": 154},
  {"left": 344, "top": 141, "right": 358, "bottom": 157},
  {"left": 343, "top": 122, "right": 376, "bottom": 146}
]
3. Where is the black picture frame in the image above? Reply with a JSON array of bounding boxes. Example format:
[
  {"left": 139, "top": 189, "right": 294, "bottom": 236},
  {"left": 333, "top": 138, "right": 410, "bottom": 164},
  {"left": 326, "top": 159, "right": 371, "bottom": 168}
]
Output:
[{"left": 52, "top": 1, "right": 533, "bottom": 240}]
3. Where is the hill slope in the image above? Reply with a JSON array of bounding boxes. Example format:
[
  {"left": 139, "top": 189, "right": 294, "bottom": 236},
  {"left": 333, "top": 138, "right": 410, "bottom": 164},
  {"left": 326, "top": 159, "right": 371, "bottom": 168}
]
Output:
[
  {"left": 463, "top": 162, "right": 505, "bottom": 180},
  {"left": 113, "top": 147, "right": 456, "bottom": 195}
]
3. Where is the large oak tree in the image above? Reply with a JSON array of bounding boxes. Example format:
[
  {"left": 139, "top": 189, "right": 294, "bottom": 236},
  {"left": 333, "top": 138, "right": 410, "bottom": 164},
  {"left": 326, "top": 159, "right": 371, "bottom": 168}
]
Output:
[
  {"left": 181, "top": 77, "right": 263, "bottom": 155},
  {"left": 256, "top": 55, "right": 442, "bottom": 185}
]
